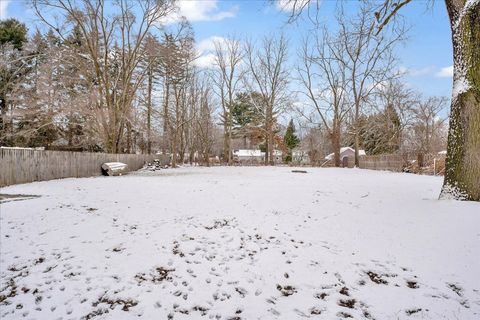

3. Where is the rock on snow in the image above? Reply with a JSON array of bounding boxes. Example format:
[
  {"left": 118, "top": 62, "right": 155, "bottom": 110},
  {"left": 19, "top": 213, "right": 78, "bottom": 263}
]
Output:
[{"left": 0, "top": 166, "right": 479, "bottom": 319}]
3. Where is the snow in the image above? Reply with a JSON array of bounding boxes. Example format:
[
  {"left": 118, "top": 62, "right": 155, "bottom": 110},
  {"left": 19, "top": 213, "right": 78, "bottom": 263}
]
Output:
[
  {"left": 1, "top": 167, "right": 479, "bottom": 319},
  {"left": 452, "top": 75, "right": 471, "bottom": 99}
]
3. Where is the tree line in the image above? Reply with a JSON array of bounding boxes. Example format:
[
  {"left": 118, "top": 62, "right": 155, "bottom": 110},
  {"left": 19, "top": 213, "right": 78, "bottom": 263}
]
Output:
[{"left": 1, "top": 0, "right": 477, "bottom": 200}]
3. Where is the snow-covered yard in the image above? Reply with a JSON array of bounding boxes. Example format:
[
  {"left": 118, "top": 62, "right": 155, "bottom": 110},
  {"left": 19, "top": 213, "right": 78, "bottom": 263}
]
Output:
[{"left": 0, "top": 167, "right": 479, "bottom": 319}]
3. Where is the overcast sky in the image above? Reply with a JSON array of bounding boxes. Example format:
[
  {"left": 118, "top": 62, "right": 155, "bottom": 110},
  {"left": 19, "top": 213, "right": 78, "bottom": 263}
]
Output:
[{"left": 1, "top": 0, "right": 453, "bottom": 99}]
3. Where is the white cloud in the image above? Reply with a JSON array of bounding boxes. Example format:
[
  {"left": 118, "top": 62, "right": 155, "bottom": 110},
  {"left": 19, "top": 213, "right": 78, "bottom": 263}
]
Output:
[
  {"left": 194, "top": 36, "right": 224, "bottom": 70},
  {"left": 276, "top": 0, "right": 311, "bottom": 12},
  {"left": 400, "top": 65, "right": 453, "bottom": 78},
  {"left": 195, "top": 36, "right": 244, "bottom": 69},
  {"left": 197, "top": 36, "right": 228, "bottom": 53},
  {"left": 164, "top": 0, "right": 238, "bottom": 24},
  {"left": 435, "top": 65, "right": 453, "bottom": 78},
  {"left": 0, "top": 0, "right": 11, "bottom": 19},
  {"left": 408, "top": 66, "right": 436, "bottom": 77},
  {"left": 193, "top": 53, "right": 216, "bottom": 69}
]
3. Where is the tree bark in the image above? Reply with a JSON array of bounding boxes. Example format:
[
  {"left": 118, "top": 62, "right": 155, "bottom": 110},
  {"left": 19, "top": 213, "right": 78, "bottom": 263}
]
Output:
[
  {"left": 264, "top": 130, "right": 269, "bottom": 165},
  {"left": 354, "top": 100, "right": 361, "bottom": 167},
  {"left": 441, "top": 0, "right": 480, "bottom": 201},
  {"left": 163, "top": 80, "right": 170, "bottom": 154},
  {"left": 146, "top": 67, "right": 153, "bottom": 154},
  {"left": 267, "top": 109, "right": 275, "bottom": 166},
  {"left": 228, "top": 112, "right": 233, "bottom": 165},
  {"left": 268, "top": 129, "right": 274, "bottom": 165},
  {"left": 223, "top": 118, "right": 230, "bottom": 164},
  {"left": 354, "top": 130, "right": 360, "bottom": 167},
  {"left": 332, "top": 121, "right": 341, "bottom": 167}
]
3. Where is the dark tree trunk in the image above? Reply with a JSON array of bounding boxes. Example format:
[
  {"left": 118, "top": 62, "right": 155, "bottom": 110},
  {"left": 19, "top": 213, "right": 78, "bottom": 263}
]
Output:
[
  {"left": 163, "top": 81, "right": 170, "bottom": 154},
  {"left": 146, "top": 68, "right": 153, "bottom": 154},
  {"left": 354, "top": 132, "right": 360, "bottom": 167},
  {"left": 441, "top": 0, "right": 480, "bottom": 201},
  {"left": 354, "top": 99, "right": 361, "bottom": 167},
  {"left": 264, "top": 132, "right": 269, "bottom": 165},
  {"left": 0, "top": 97, "right": 6, "bottom": 144},
  {"left": 332, "top": 118, "right": 341, "bottom": 167},
  {"left": 223, "top": 118, "right": 230, "bottom": 164}
]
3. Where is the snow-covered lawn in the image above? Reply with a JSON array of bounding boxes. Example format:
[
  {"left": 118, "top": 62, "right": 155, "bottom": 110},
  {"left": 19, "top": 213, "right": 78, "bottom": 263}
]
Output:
[{"left": 1, "top": 167, "right": 479, "bottom": 319}]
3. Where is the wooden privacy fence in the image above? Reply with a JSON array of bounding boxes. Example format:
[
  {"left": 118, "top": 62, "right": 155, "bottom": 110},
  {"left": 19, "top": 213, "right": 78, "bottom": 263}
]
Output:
[
  {"left": 0, "top": 148, "right": 170, "bottom": 187},
  {"left": 347, "top": 154, "right": 405, "bottom": 172}
]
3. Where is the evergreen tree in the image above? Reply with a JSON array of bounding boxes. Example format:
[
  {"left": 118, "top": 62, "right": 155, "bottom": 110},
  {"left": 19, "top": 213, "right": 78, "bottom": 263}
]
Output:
[
  {"left": 352, "top": 104, "right": 401, "bottom": 155},
  {"left": 0, "top": 19, "right": 28, "bottom": 143},
  {"left": 231, "top": 92, "right": 264, "bottom": 149},
  {"left": 283, "top": 119, "right": 300, "bottom": 162},
  {"left": 0, "top": 19, "right": 27, "bottom": 50}
]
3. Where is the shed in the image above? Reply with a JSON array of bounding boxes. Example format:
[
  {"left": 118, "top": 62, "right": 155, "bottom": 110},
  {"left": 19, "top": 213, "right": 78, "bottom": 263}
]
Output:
[{"left": 325, "top": 147, "right": 366, "bottom": 165}]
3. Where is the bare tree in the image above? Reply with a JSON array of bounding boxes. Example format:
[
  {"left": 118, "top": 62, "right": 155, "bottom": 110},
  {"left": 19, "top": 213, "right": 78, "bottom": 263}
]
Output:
[
  {"left": 297, "top": 28, "right": 350, "bottom": 167},
  {"left": 245, "top": 34, "right": 290, "bottom": 165},
  {"left": 32, "top": 0, "right": 175, "bottom": 153},
  {"left": 194, "top": 76, "right": 216, "bottom": 166},
  {"left": 409, "top": 96, "right": 448, "bottom": 155},
  {"left": 275, "top": 0, "right": 480, "bottom": 201},
  {"left": 337, "top": 1, "right": 406, "bottom": 166},
  {"left": 212, "top": 36, "right": 244, "bottom": 164},
  {"left": 158, "top": 28, "right": 197, "bottom": 167},
  {"left": 140, "top": 34, "right": 163, "bottom": 154}
]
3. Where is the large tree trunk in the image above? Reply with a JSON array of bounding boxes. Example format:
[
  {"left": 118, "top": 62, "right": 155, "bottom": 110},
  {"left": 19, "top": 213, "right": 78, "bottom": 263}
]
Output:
[
  {"left": 163, "top": 81, "right": 170, "bottom": 154},
  {"left": 223, "top": 118, "right": 230, "bottom": 164},
  {"left": 146, "top": 68, "right": 153, "bottom": 154},
  {"left": 267, "top": 108, "right": 275, "bottom": 166},
  {"left": 440, "top": 0, "right": 480, "bottom": 201},
  {"left": 354, "top": 133, "right": 360, "bottom": 167},
  {"left": 171, "top": 131, "right": 177, "bottom": 168},
  {"left": 268, "top": 129, "right": 274, "bottom": 166},
  {"left": 0, "top": 97, "right": 5, "bottom": 143},
  {"left": 126, "top": 121, "right": 132, "bottom": 154},
  {"left": 354, "top": 102, "right": 361, "bottom": 167},
  {"left": 228, "top": 112, "right": 233, "bottom": 165},
  {"left": 331, "top": 123, "right": 341, "bottom": 167},
  {"left": 264, "top": 132, "right": 269, "bottom": 165}
]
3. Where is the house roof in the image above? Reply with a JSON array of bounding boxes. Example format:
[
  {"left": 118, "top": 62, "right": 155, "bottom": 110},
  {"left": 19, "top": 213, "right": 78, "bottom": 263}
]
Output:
[
  {"left": 234, "top": 149, "right": 264, "bottom": 157},
  {"left": 325, "top": 147, "right": 366, "bottom": 160}
]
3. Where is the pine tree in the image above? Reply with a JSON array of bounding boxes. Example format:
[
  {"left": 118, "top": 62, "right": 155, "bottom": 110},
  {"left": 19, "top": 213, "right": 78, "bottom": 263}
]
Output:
[
  {"left": 231, "top": 92, "right": 263, "bottom": 149},
  {"left": 359, "top": 104, "right": 401, "bottom": 155},
  {"left": 0, "top": 19, "right": 27, "bottom": 50},
  {"left": 0, "top": 19, "right": 28, "bottom": 144},
  {"left": 283, "top": 119, "right": 300, "bottom": 163}
]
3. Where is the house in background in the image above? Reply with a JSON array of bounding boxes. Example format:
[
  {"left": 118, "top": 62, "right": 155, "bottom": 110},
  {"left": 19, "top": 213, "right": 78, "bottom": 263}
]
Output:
[
  {"left": 233, "top": 149, "right": 265, "bottom": 163},
  {"left": 233, "top": 149, "right": 286, "bottom": 164},
  {"left": 325, "top": 147, "right": 366, "bottom": 167},
  {"left": 292, "top": 150, "right": 310, "bottom": 164}
]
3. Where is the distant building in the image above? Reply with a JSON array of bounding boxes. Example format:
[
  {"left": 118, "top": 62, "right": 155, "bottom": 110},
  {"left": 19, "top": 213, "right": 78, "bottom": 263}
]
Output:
[
  {"left": 233, "top": 149, "right": 265, "bottom": 163},
  {"left": 292, "top": 150, "right": 310, "bottom": 164},
  {"left": 233, "top": 149, "right": 285, "bottom": 163},
  {"left": 325, "top": 147, "right": 366, "bottom": 166}
]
